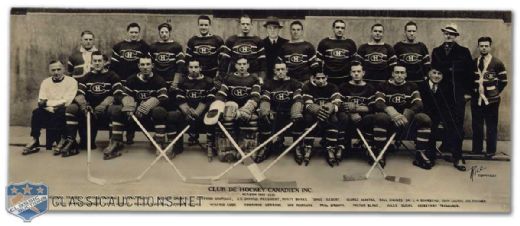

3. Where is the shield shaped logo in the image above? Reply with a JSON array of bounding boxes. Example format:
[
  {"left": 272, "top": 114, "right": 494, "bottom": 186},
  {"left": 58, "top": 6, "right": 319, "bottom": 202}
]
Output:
[{"left": 6, "top": 182, "right": 48, "bottom": 222}]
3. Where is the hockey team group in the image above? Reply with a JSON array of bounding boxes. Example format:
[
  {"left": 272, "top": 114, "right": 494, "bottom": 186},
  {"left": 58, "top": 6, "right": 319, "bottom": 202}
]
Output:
[{"left": 22, "top": 15, "right": 507, "bottom": 173}]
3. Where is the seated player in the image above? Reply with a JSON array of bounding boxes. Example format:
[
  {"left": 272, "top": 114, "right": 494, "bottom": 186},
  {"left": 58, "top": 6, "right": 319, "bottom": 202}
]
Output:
[
  {"left": 374, "top": 64, "right": 433, "bottom": 169},
  {"left": 301, "top": 72, "right": 341, "bottom": 166},
  {"left": 208, "top": 58, "right": 261, "bottom": 162},
  {"left": 103, "top": 56, "right": 169, "bottom": 160},
  {"left": 61, "top": 51, "right": 123, "bottom": 157},
  {"left": 337, "top": 61, "right": 381, "bottom": 164},
  {"left": 256, "top": 61, "right": 304, "bottom": 163},
  {"left": 167, "top": 59, "right": 216, "bottom": 159}
]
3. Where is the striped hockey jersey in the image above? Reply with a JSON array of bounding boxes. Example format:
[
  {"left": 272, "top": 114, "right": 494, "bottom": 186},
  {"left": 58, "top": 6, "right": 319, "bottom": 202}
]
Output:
[
  {"left": 76, "top": 69, "right": 123, "bottom": 106},
  {"left": 149, "top": 40, "right": 185, "bottom": 81},
  {"left": 111, "top": 40, "right": 151, "bottom": 81},
  {"left": 302, "top": 81, "right": 341, "bottom": 107},
  {"left": 376, "top": 80, "right": 423, "bottom": 113},
  {"left": 337, "top": 81, "right": 379, "bottom": 113},
  {"left": 186, "top": 34, "right": 225, "bottom": 75},
  {"left": 393, "top": 41, "right": 431, "bottom": 82},
  {"left": 176, "top": 75, "right": 216, "bottom": 108},
  {"left": 278, "top": 41, "right": 320, "bottom": 83},
  {"left": 220, "top": 35, "right": 266, "bottom": 74},
  {"left": 317, "top": 37, "right": 357, "bottom": 78},
  {"left": 124, "top": 73, "right": 168, "bottom": 104},
  {"left": 356, "top": 43, "right": 397, "bottom": 82},
  {"left": 260, "top": 78, "right": 303, "bottom": 112},
  {"left": 216, "top": 72, "right": 261, "bottom": 106}
]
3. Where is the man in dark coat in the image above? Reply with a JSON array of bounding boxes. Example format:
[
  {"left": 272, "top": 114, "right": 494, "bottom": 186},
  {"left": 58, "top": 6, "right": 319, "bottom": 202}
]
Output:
[
  {"left": 262, "top": 16, "right": 288, "bottom": 80},
  {"left": 430, "top": 23, "right": 474, "bottom": 171}
]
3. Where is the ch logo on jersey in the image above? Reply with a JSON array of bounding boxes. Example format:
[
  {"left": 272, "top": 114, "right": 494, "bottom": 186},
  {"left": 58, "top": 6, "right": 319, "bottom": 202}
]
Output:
[
  {"left": 234, "top": 44, "right": 254, "bottom": 54},
  {"left": 273, "top": 91, "right": 292, "bottom": 102},
  {"left": 89, "top": 83, "right": 108, "bottom": 95},
  {"left": 389, "top": 94, "right": 407, "bottom": 105},
  {"left": 121, "top": 50, "right": 140, "bottom": 61},
  {"left": 288, "top": 54, "right": 304, "bottom": 63},
  {"left": 136, "top": 91, "right": 152, "bottom": 101},
  {"left": 155, "top": 52, "right": 173, "bottom": 63},
  {"left": 330, "top": 48, "right": 348, "bottom": 58},
  {"left": 195, "top": 45, "right": 216, "bottom": 55},
  {"left": 346, "top": 96, "right": 367, "bottom": 105},
  {"left": 186, "top": 89, "right": 204, "bottom": 99},
  {"left": 401, "top": 53, "right": 422, "bottom": 64},
  {"left": 230, "top": 86, "right": 250, "bottom": 98},
  {"left": 483, "top": 72, "right": 496, "bottom": 80},
  {"left": 366, "top": 52, "right": 385, "bottom": 63}
]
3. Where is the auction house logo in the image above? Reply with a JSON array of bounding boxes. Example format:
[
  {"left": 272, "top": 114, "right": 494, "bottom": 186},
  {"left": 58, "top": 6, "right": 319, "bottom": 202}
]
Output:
[{"left": 6, "top": 181, "right": 48, "bottom": 222}]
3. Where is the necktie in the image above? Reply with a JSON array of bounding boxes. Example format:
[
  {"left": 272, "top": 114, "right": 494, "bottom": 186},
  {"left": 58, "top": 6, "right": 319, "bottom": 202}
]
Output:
[
  {"left": 478, "top": 56, "right": 485, "bottom": 72},
  {"left": 272, "top": 39, "right": 276, "bottom": 45},
  {"left": 444, "top": 44, "right": 452, "bottom": 55},
  {"left": 432, "top": 84, "right": 437, "bottom": 93}
]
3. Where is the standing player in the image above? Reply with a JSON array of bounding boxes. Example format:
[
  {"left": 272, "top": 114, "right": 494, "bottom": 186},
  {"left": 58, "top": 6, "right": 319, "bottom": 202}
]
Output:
[
  {"left": 300, "top": 72, "right": 341, "bottom": 166},
  {"left": 220, "top": 15, "right": 266, "bottom": 81},
  {"left": 23, "top": 61, "right": 78, "bottom": 155},
  {"left": 373, "top": 64, "right": 433, "bottom": 169},
  {"left": 185, "top": 15, "right": 225, "bottom": 80},
  {"left": 103, "top": 56, "right": 169, "bottom": 160},
  {"left": 471, "top": 37, "right": 507, "bottom": 158},
  {"left": 337, "top": 62, "right": 380, "bottom": 164},
  {"left": 150, "top": 23, "right": 185, "bottom": 87},
  {"left": 256, "top": 61, "right": 304, "bottom": 163},
  {"left": 210, "top": 58, "right": 262, "bottom": 162},
  {"left": 61, "top": 51, "right": 123, "bottom": 156},
  {"left": 279, "top": 21, "right": 320, "bottom": 83},
  {"left": 68, "top": 30, "right": 98, "bottom": 79},
  {"left": 356, "top": 23, "right": 397, "bottom": 83},
  {"left": 317, "top": 19, "right": 357, "bottom": 85},
  {"left": 262, "top": 16, "right": 288, "bottom": 80},
  {"left": 393, "top": 21, "right": 431, "bottom": 83},
  {"left": 168, "top": 59, "right": 216, "bottom": 159}
]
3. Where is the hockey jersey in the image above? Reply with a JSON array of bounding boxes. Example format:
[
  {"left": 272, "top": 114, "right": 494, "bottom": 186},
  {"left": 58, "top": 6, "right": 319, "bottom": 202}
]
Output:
[
  {"left": 473, "top": 55, "right": 507, "bottom": 104},
  {"left": 111, "top": 40, "right": 151, "bottom": 80},
  {"left": 337, "top": 81, "right": 379, "bottom": 112},
  {"left": 376, "top": 80, "right": 423, "bottom": 113},
  {"left": 279, "top": 41, "right": 320, "bottom": 83},
  {"left": 302, "top": 81, "right": 341, "bottom": 107},
  {"left": 76, "top": 69, "right": 123, "bottom": 106},
  {"left": 68, "top": 46, "right": 98, "bottom": 78},
  {"left": 317, "top": 37, "right": 357, "bottom": 78},
  {"left": 186, "top": 34, "right": 225, "bottom": 75},
  {"left": 220, "top": 35, "right": 266, "bottom": 74},
  {"left": 356, "top": 43, "right": 397, "bottom": 82},
  {"left": 393, "top": 41, "right": 430, "bottom": 82},
  {"left": 260, "top": 78, "right": 303, "bottom": 112},
  {"left": 149, "top": 40, "right": 185, "bottom": 81},
  {"left": 124, "top": 73, "right": 168, "bottom": 104},
  {"left": 176, "top": 75, "right": 216, "bottom": 108},
  {"left": 216, "top": 73, "right": 261, "bottom": 106}
]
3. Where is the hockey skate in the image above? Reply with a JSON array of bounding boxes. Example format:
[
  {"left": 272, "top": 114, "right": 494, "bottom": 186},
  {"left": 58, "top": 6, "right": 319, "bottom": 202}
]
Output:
[
  {"left": 413, "top": 150, "right": 433, "bottom": 170},
  {"left": 187, "top": 133, "right": 199, "bottom": 146},
  {"left": 207, "top": 142, "right": 216, "bottom": 162},
  {"left": 125, "top": 131, "right": 135, "bottom": 145},
  {"left": 335, "top": 145, "right": 344, "bottom": 164},
  {"left": 294, "top": 144, "right": 304, "bottom": 165},
  {"left": 61, "top": 138, "right": 79, "bottom": 157},
  {"left": 303, "top": 145, "right": 313, "bottom": 166},
  {"left": 53, "top": 138, "right": 68, "bottom": 156},
  {"left": 103, "top": 140, "right": 123, "bottom": 160},
  {"left": 22, "top": 138, "right": 40, "bottom": 155},
  {"left": 326, "top": 146, "right": 337, "bottom": 167}
]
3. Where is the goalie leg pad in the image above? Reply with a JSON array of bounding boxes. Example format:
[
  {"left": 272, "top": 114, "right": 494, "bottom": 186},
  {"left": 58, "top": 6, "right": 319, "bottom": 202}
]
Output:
[{"left": 223, "top": 101, "right": 239, "bottom": 122}]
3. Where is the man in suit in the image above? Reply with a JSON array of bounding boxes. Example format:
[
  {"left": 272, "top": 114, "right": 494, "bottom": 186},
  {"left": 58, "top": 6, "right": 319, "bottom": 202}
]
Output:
[
  {"left": 431, "top": 23, "right": 474, "bottom": 171},
  {"left": 263, "top": 16, "right": 288, "bottom": 80}
]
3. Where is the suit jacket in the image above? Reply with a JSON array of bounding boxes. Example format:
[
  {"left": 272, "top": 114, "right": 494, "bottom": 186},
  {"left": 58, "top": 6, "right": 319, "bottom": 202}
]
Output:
[
  {"left": 418, "top": 80, "right": 450, "bottom": 123},
  {"left": 430, "top": 42, "right": 474, "bottom": 104},
  {"left": 263, "top": 37, "right": 289, "bottom": 79}
]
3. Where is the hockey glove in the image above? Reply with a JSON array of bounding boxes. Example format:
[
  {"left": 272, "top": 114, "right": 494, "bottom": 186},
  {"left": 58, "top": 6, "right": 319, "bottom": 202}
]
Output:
[
  {"left": 350, "top": 113, "right": 362, "bottom": 124},
  {"left": 306, "top": 103, "right": 321, "bottom": 117},
  {"left": 237, "top": 99, "right": 258, "bottom": 121},
  {"left": 385, "top": 106, "right": 407, "bottom": 127},
  {"left": 341, "top": 102, "right": 357, "bottom": 113},
  {"left": 257, "top": 101, "right": 271, "bottom": 119},
  {"left": 136, "top": 97, "right": 160, "bottom": 118},
  {"left": 318, "top": 103, "right": 335, "bottom": 121},
  {"left": 94, "top": 96, "right": 114, "bottom": 115},
  {"left": 121, "top": 96, "right": 137, "bottom": 113},
  {"left": 290, "top": 102, "right": 304, "bottom": 123}
]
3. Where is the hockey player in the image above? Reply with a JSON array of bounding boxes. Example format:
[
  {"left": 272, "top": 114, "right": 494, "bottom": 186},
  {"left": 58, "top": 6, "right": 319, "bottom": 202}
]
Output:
[
  {"left": 220, "top": 15, "right": 266, "bottom": 81},
  {"left": 23, "top": 61, "right": 78, "bottom": 155},
  {"left": 210, "top": 57, "right": 261, "bottom": 162},
  {"left": 185, "top": 15, "right": 225, "bottom": 80},
  {"left": 150, "top": 23, "right": 185, "bottom": 86},
  {"left": 300, "top": 71, "right": 341, "bottom": 166},
  {"left": 103, "top": 56, "right": 169, "bottom": 160},
  {"left": 337, "top": 61, "right": 380, "bottom": 164},
  {"left": 356, "top": 23, "right": 397, "bottom": 83},
  {"left": 317, "top": 20, "right": 357, "bottom": 85},
  {"left": 68, "top": 30, "right": 98, "bottom": 79},
  {"left": 61, "top": 51, "right": 123, "bottom": 157},
  {"left": 393, "top": 21, "right": 431, "bottom": 83},
  {"left": 256, "top": 61, "right": 304, "bottom": 163},
  {"left": 168, "top": 59, "right": 216, "bottom": 159},
  {"left": 278, "top": 20, "right": 320, "bottom": 83},
  {"left": 373, "top": 64, "right": 433, "bottom": 169}
]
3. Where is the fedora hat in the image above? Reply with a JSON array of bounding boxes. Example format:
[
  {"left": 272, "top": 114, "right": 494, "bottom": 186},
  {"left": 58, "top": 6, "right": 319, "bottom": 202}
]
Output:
[
  {"left": 263, "top": 16, "right": 283, "bottom": 28},
  {"left": 441, "top": 23, "right": 460, "bottom": 36}
]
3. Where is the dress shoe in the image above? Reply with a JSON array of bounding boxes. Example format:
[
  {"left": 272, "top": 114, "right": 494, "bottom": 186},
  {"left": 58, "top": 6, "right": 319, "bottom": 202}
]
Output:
[{"left": 453, "top": 159, "right": 466, "bottom": 171}]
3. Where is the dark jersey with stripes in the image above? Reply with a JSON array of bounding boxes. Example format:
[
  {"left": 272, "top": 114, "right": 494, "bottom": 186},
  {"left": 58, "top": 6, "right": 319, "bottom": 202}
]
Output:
[
  {"left": 216, "top": 73, "right": 261, "bottom": 106},
  {"left": 77, "top": 70, "right": 123, "bottom": 107},
  {"left": 337, "top": 81, "right": 377, "bottom": 112},
  {"left": 376, "top": 80, "right": 422, "bottom": 113},
  {"left": 261, "top": 78, "right": 303, "bottom": 112},
  {"left": 124, "top": 73, "right": 168, "bottom": 104},
  {"left": 186, "top": 34, "right": 225, "bottom": 75},
  {"left": 176, "top": 75, "right": 216, "bottom": 108},
  {"left": 317, "top": 37, "right": 357, "bottom": 78},
  {"left": 110, "top": 40, "right": 151, "bottom": 80},
  {"left": 149, "top": 41, "right": 185, "bottom": 81},
  {"left": 220, "top": 35, "right": 266, "bottom": 74},
  {"left": 302, "top": 82, "right": 341, "bottom": 107},
  {"left": 279, "top": 41, "right": 320, "bottom": 83},
  {"left": 356, "top": 43, "right": 397, "bottom": 82},
  {"left": 393, "top": 41, "right": 431, "bottom": 82}
]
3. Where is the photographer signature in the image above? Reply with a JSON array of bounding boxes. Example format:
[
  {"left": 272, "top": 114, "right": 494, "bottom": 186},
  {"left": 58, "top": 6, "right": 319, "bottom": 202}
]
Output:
[{"left": 469, "top": 165, "right": 487, "bottom": 182}]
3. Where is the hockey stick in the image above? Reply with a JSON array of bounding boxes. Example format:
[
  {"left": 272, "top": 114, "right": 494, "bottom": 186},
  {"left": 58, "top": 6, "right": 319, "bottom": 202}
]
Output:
[
  {"left": 86, "top": 112, "right": 107, "bottom": 185},
  {"left": 216, "top": 121, "right": 266, "bottom": 183},
  {"left": 353, "top": 129, "right": 411, "bottom": 184}
]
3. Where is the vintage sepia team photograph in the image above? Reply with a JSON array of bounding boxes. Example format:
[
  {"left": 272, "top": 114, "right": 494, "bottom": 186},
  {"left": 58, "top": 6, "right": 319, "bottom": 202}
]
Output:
[{"left": 6, "top": 6, "right": 512, "bottom": 217}]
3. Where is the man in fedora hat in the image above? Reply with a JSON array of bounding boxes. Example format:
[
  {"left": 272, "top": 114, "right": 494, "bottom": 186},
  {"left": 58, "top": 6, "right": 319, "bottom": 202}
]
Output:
[
  {"left": 431, "top": 23, "right": 474, "bottom": 171},
  {"left": 263, "top": 16, "right": 288, "bottom": 80}
]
